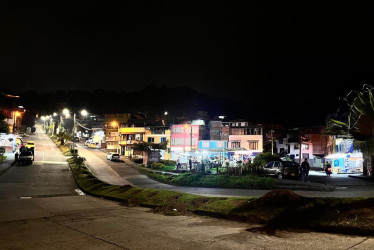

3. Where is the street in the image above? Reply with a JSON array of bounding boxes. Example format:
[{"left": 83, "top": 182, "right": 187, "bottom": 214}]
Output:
[
  {"left": 76, "top": 143, "right": 374, "bottom": 198},
  {"left": 0, "top": 127, "right": 374, "bottom": 249}
]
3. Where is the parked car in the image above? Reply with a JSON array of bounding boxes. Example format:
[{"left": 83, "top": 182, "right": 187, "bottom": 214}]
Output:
[
  {"left": 18, "top": 151, "right": 34, "bottom": 165},
  {"left": 263, "top": 161, "right": 300, "bottom": 179},
  {"left": 106, "top": 152, "right": 120, "bottom": 161},
  {"left": 73, "top": 136, "right": 80, "bottom": 142},
  {"left": 84, "top": 138, "right": 92, "bottom": 146}
]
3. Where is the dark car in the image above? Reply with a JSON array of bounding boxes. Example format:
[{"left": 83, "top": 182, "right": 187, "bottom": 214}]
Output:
[
  {"left": 18, "top": 151, "right": 34, "bottom": 165},
  {"left": 263, "top": 161, "right": 300, "bottom": 179}
]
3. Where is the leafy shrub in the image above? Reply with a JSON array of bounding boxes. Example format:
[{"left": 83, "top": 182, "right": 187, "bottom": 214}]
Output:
[
  {"left": 70, "top": 149, "right": 78, "bottom": 154},
  {"left": 252, "top": 152, "right": 281, "bottom": 168},
  {"left": 161, "top": 160, "right": 176, "bottom": 166},
  {"left": 151, "top": 162, "right": 164, "bottom": 170}
]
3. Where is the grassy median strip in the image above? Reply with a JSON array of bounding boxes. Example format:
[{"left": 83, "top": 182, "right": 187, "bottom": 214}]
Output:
[{"left": 137, "top": 167, "right": 275, "bottom": 189}]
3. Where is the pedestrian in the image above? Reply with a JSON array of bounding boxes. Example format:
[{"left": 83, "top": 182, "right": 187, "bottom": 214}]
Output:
[
  {"left": 189, "top": 157, "right": 192, "bottom": 171},
  {"left": 13, "top": 151, "right": 19, "bottom": 166},
  {"left": 301, "top": 158, "right": 310, "bottom": 182},
  {"left": 176, "top": 158, "right": 181, "bottom": 170},
  {"left": 325, "top": 163, "right": 332, "bottom": 176}
]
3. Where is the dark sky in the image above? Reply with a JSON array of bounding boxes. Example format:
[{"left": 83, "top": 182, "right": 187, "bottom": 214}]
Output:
[{"left": 1, "top": 1, "right": 374, "bottom": 125}]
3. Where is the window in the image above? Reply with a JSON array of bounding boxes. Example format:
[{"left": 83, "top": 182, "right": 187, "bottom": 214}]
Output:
[
  {"left": 248, "top": 140, "right": 258, "bottom": 150},
  {"left": 160, "top": 137, "right": 167, "bottom": 142},
  {"left": 302, "top": 144, "right": 309, "bottom": 150},
  {"left": 302, "top": 153, "right": 309, "bottom": 159},
  {"left": 231, "top": 128, "right": 244, "bottom": 135},
  {"left": 231, "top": 141, "right": 240, "bottom": 148},
  {"left": 216, "top": 141, "right": 224, "bottom": 148},
  {"left": 266, "top": 162, "right": 274, "bottom": 168},
  {"left": 274, "top": 162, "right": 281, "bottom": 168},
  {"left": 294, "top": 144, "right": 299, "bottom": 150},
  {"left": 172, "top": 126, "right": 184, "bottom": 134},
  {"left": 171, "top": 138, "right": 184, "bottom": 146},
  {"left": 148, "top": 137, "right": 154, "bottom": 143}
]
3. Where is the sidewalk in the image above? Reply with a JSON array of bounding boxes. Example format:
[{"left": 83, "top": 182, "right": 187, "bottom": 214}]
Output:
[{"left": 0, "top": 153, "right": 14, "bottom": 175}]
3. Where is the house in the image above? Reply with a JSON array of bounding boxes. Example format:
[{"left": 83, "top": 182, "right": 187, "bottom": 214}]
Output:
[
  {"left": 118, "top": 126, "right": 146, "bottom": 157},
  {"left": 104, "top": 113, "right": 129, "bottom": 152},
  {"left": 170, "top": 124, "right": 199, "bottom": 162},
  {"left": 144, "top": 126, "right": 171, "bottom": 160}
]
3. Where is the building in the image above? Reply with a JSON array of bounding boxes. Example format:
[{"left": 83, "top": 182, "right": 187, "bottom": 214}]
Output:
[
  {"left": 170, "top": 124, "right": 199, "bottom": 162},
  {"left": 104, "top": 113, "right": 130, "bottom": 152},
  {"left": 144, "top": 126, "right": 171, "bottom": 160},
  {"left": 118, "top": 126, "right": 146, "bottom": 157}
]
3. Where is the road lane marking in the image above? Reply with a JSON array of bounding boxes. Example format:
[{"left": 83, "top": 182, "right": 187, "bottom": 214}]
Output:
[
  {"left": 75, "top": 189, "right": 85, "bottom": 195},
  {"left": 20, "top": 196, "right": 32, "bottom": 199}
]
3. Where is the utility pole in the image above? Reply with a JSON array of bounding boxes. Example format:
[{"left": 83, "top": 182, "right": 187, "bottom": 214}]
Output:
[
  {"left": 271, "top": 130, "right": 274, "bottom": 155},
  {"left": 299, "top": 135, "right": 303, "bottom": 164},
  {"left": 73, "top": 113, "right": 76, "bottom": 151}
]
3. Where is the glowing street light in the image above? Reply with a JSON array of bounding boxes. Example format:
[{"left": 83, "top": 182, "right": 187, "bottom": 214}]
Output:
[
  {"left": 62, "top": 108, "right": 70, "bottom": 117},
  {"left": 111, "top": 121, "right": 118, "bottom": 128},
  {"left": 81, "top": 109, "right": 88, "bottom": 117}
]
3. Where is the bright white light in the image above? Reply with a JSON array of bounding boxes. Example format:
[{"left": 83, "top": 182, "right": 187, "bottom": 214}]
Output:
[
  {"left": 53, "top": 112, "right": 57, "bottom": 116},
  {"left": 62, "top": 108, "right": 70, "bottom": 116},
  {"left": 219, "top": 116, "right": 225, "bottom": 119},
  {"left": 41, "top": 116, "right": 46, "bottom": 121},
  {"left": 81, "top": 109, "right": 88, "bottom": 116},
  {"left": 65, "top": 113, "right": 70, "bottom": 118},
  {"left": 164, "top": 111, "right": 168, "bottom": 115}
]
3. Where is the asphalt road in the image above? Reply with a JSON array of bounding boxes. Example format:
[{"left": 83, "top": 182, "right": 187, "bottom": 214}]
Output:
[
  {"left": 0, "top": 126, "right": 373, "bottom": 249},
  {"left": 77, "top": 145, "right": 374, "bottom": 198}
]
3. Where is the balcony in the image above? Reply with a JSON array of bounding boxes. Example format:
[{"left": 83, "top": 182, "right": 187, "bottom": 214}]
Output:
[{"left": 119, "top": 139, "right": 142, "bottom": 145}]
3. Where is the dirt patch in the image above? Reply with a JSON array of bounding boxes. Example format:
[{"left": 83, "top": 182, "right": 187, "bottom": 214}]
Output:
[{"left": 259, "top": 189, "right": 302, "bottom": 204}]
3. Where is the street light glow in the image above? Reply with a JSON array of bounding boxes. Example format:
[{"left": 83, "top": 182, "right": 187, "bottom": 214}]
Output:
[
  {"left": 53, "top": 112, "right": 57, "bottom": 116},
  {"left": 164, "top": 111, "right": 168, "bottom": 115},
  {"left": 111, "top": 121, "right": 118, "bottom": 128},
  {"left": 62, "top": 108, "right": 69, "bottom": 116},
  {"left": 81, "top": 109, "right": 88, "bottom": 116},
  {"left": 41, "top": 116, "right": 46, "bottom": 121},
  {"left": 15, "top": 111, "right": 21, "bottom": 117}
]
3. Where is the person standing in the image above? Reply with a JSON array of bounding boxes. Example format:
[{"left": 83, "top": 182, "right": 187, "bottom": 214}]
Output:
[
  {"left": 189, "top": 157, "right": 192, "bottom": 171},
  {"left": 176, "top": 158, "right": 181, "bottom": 170},
  {"left": 301, "top": 158, "right": 310, "bottom": 182}
]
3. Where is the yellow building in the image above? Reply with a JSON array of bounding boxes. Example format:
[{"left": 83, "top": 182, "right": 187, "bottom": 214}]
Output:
[
  {"left": 104, "top": 113, "right": 129, "bottom": 152},
  {"left": 118, "top": 127, "right": 146, "bottom": 157},
  {"left": 144, "top": 127, "right": 171, "bottom": 160}
]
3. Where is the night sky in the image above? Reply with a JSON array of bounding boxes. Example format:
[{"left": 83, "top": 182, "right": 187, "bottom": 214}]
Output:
[{"left": 1, "top": 1, "right": 374, "bottom": 126}]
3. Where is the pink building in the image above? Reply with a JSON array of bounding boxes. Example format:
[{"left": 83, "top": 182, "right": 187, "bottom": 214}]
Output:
[{"left": 170, "top": 124, "right": 199, "bottom": 154}]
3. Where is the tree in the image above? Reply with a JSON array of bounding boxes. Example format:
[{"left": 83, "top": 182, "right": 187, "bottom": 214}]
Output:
[
  {"left": 326, "top": 84, "right": 374, "bottom": 177},
  {"left": 0, "top": 112, "right": 9, "bottom": 133},
  {"left": 57, "top": 131, "right": 71, "bottom": 145}
]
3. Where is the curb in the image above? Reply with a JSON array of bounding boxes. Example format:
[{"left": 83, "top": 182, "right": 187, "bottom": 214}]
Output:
[{"left": 348, "top": 175, "right": 374, "bottom": 182}]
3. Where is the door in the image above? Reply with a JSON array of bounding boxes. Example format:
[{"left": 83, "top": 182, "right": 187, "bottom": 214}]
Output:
[
  {"left": 263, "top": 162, "right": 274, "bottom": 175},
  {"left": 272, "top": 161, "right": 281, "bottom": 175}
]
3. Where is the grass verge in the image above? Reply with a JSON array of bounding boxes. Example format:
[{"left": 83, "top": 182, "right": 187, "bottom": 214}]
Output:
[
  {"left": 68, "top": 157, "right": 374, "bottom": 236},
  {"left": 138, "top": 167, "right": 275, "bottom": 189}
]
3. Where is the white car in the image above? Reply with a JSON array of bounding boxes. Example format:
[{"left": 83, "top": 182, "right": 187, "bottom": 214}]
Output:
[{"left": 106, "top": 152, "right": 120, "bottom": 161}]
